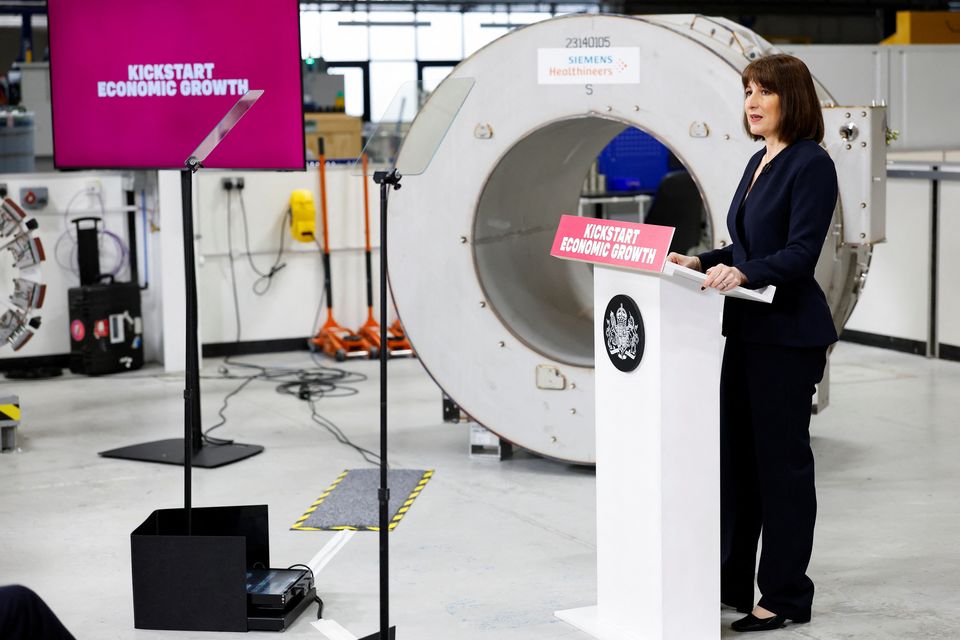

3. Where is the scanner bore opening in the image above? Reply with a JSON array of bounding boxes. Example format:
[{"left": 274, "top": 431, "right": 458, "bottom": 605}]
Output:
[{"left": 473, "top": 117, "right": 710, "bottom": 368}]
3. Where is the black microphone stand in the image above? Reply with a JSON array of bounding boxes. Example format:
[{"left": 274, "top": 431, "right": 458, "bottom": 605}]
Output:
[{"left": 359, "top": 168, "right": 401, "bottom": 640}]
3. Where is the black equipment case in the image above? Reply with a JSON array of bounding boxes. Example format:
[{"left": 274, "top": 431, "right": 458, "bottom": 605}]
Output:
[
  {"left": 68, "top": 280, "right": 144, "bottom": 375},
  {"left": 67, "top": 215, "right": 144, "bottom": 376}
]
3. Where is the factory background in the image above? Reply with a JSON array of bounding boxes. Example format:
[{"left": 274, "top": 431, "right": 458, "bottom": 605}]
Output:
[{"left": 0, "top": 1, "right": 958, "bottom": 638}]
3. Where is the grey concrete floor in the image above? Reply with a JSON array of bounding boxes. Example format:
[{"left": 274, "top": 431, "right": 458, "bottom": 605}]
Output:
[{"left": 0, "top": 341, "right": 958, "bottom": 639}]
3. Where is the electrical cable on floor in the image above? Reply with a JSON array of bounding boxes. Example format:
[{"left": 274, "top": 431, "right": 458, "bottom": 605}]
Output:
[
  {"left": 286, "top": 563, "right": 325, "bottom": 619},
  {"left": 199, "top": 188, "right": 380, "bottom": 465}
]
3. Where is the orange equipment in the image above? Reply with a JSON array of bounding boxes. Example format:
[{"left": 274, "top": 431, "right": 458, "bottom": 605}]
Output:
[
  {"left": 310, "top": 144, "right": 375, "bottom": 361},
  {"left": 356, "top": 154, "right": 414, "bottom": 358}
]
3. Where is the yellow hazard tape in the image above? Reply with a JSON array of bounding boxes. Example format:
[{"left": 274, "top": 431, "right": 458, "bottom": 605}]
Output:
[
  {"left": 293, "top": 469, "right": 434, "bottom": 532},
  {"left": 0, "top": 404, "right": 20, "bottom": 422},
  {"left": 369, "top": 469, "right": 434, "bottom": 532},
  {"left": 291, "top": 470, "right": 350, "bottom": 531}
]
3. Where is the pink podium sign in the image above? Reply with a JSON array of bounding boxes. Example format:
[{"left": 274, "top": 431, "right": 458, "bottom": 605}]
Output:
[{"left": 550, "top": 215, "right": 675, "bottom": 272}]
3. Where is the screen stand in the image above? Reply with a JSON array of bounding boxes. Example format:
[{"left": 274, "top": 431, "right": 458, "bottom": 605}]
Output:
[
  {"left": 100, "top": 161, "right": 263, "bottom": 469},
  {"left": 100, "top": 92, "right": 267, "bottom": 490}
]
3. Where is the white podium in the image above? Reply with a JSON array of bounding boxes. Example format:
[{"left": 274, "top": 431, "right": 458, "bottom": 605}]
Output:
[{"left": 556, "top": 261, "right": 774, "bottom": 640}]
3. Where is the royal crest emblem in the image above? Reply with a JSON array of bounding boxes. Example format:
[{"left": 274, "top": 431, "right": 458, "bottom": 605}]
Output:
[
  {"left": 603, "top": 295, "right": 644, "bottom": 372},
  {"left": 606, "top": 303, "right": 639, "bottom": 360}
]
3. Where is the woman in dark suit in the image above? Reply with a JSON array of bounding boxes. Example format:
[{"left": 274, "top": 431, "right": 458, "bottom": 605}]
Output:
[{"left": 668, "top": 54, "right": 838, "bottom": 633}]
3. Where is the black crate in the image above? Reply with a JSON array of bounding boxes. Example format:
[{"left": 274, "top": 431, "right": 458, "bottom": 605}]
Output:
[
  {"left": 67, "top": 281, "right": 143, "bottom": 375},
  {"left": 131, "top": 504, "right": 270, "bottom": 632}
]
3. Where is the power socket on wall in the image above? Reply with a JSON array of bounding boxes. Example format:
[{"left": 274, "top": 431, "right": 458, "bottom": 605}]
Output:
[{"left": 221, "top": 177, "right": 245, "bottom": 191}]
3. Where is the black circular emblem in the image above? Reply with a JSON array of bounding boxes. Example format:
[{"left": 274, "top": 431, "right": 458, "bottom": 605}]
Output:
[{"left": 603, "top": 294, "right": 645, "bottom": 372}]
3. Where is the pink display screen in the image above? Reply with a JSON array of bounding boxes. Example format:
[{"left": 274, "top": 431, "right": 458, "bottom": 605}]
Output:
[{"left": 47, "top": 0, "right": 305, "bottom": 170}]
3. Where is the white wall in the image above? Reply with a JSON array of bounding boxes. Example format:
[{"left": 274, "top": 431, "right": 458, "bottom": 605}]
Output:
[
  {"left": 787, "top": 45, "right": 960, "bottom": 152},
  {"left": 191, "top": 164, "right": 391, "bottom": 348},
  {"left": 844, "top": 165, "right": 960, "bottom": 354},
  {"left": 938, "top": 170, "right": 960, "bottom": 348},
  {"left": 0, "top": 171, "right": 164, "bottom": 363},
  {"left": 157, "top": 171, "right": 186, "bottom": 371},
  {"left": 845, "top": 176, "right": 932, "bottom": 343}
]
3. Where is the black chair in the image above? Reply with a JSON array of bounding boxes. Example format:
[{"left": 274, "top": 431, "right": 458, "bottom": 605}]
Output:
[{"left": 644, "top": 170, "right": 706, "bottom": 255}]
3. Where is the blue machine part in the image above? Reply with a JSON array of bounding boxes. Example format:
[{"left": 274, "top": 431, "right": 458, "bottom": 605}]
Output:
[{"left": 597, "top": 128, "right": 670, "bottom": 193}]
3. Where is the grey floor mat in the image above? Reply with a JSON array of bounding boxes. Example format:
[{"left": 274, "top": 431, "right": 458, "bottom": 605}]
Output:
[{"left": 292, "top": 468, "right": 433, "bottom": 531}]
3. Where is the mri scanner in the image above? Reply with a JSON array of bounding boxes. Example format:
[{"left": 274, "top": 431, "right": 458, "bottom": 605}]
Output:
[{"left": 388, "top": 14, "right": 886, "bottom": 464}]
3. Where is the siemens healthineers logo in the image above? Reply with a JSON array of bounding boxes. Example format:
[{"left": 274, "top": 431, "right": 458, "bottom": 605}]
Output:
[
  {"left": 537, "top": 47, "right": 640, "bottom": 84},
  {"left": 96, "top": 62, "right": 251, "bottom": 98},
  {"left": 568, "top": 54, "right": 615, "bottom": 65}
]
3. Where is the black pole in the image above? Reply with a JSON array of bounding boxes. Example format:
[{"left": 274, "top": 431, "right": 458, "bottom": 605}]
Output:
[
  {"left": 929, "top": 167, "right": 939, "bottom": 358},
  {"left": 378, "top": 174, "right": 390, "bottom": 640},
  {"left": 18, "top": 11, "right": 31, "bottom": 63},
  {"left": 323, "top": 252, "right": 334, "bottom": 312},
  {"left": 318, "top": 139, "right": 335, "bottom": 315},
  {"left": 363, "top": 168, "right": 400, "bottom": 640},
  {"left": 125, "top": 189, "right": 139, "bottom": 286},
  {"left": 73, "top": 217, "right": 101, "bottom": 286},
  {"left": 181, "top": 161, "right": 203, "bottom": 533},
  {"left": 363, "top": 153, "right": 375, "bottom": 311},
  {"left": 365, "top": 250, "right": 374, "bottom": 310}
]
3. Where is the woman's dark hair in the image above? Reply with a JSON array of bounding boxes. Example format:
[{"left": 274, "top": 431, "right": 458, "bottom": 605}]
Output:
[{"left": 742, "top": 54, "right": 824, "bottom": 144}]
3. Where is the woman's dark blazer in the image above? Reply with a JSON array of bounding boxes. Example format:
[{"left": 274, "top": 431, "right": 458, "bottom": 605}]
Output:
[{"left": 697, "top": 139, "right": 839, "bottom": 348}]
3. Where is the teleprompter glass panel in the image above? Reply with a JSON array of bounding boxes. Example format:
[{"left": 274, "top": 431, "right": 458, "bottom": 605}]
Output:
[{"left": 353, "top": 77, "right": 474, "bottom": 175}]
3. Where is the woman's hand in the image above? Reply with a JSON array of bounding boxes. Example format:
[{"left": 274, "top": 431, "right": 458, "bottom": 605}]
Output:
[
  {"left": 702, "top": 264, "right": 748, "bottom": 291},
  {"left": 667, "top": 252, "right": 702, "bottom": 272}
]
